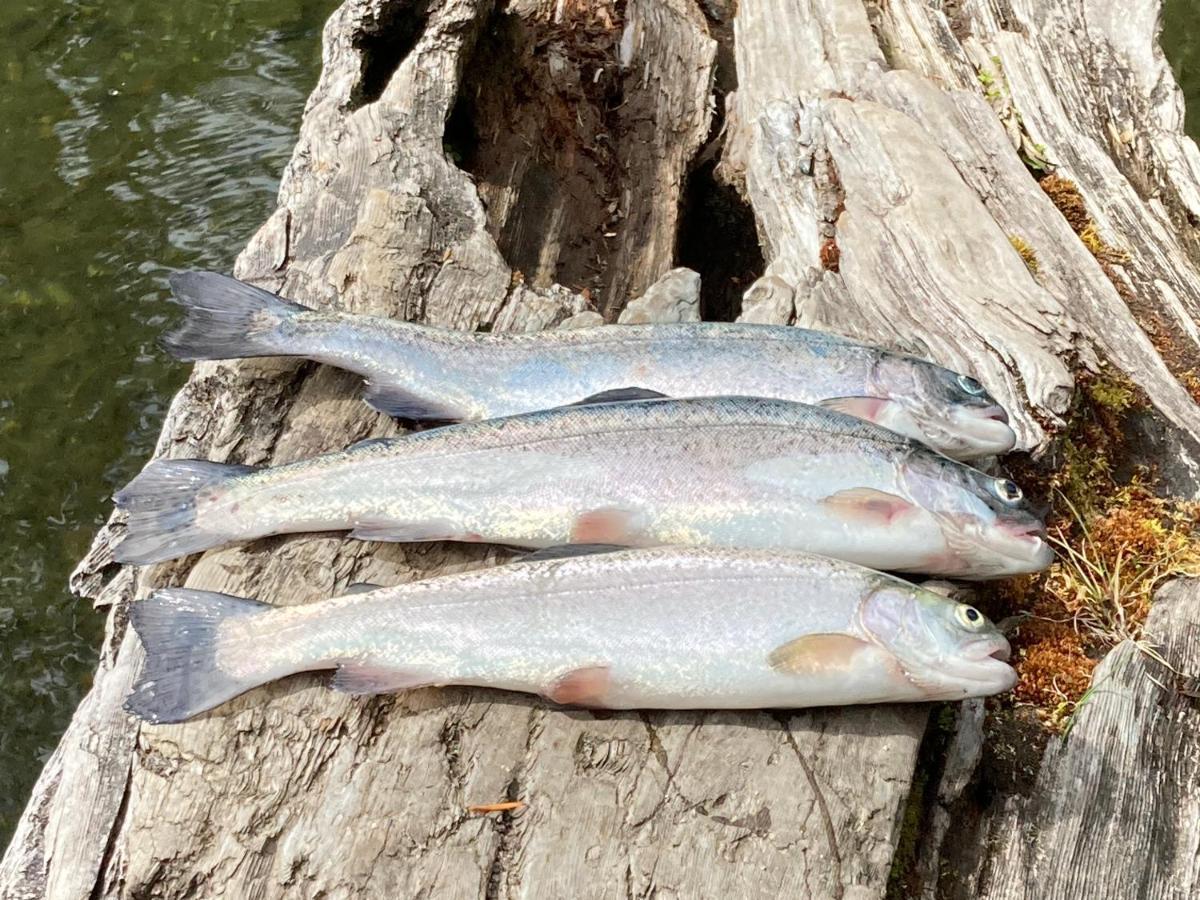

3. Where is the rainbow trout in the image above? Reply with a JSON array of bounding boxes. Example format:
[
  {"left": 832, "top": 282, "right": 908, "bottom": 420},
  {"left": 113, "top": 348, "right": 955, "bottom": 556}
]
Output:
[
  {"left": 124, "top": 546, "right": 1017, "bottom": 724},
  {"left": 113, "top": 396, "right": 1050, "bottom": 578},
  {"left": 163, "top": 271, "right": 1016, "bottom": 460}
]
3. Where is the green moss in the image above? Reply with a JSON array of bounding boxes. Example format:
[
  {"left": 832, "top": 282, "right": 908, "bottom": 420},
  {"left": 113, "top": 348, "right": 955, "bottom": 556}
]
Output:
[
  {"left": 1053, "top": 373, "right": 1138, "bottom": 515},
  {"left": 885, "top": 707, "right": 960, "bottom": 898},
  {"left": 885, "top": 750, "right": 929, "bottom": 898},
  {"left": 1020, "top": 139, "right": 1053, "bottom": 173},
  {"left": 1058, "top": 435, "right": 1111, "bottom": 519},
  {"left": 1087, "top": 374, "right": 1136, "bottom": 415}
]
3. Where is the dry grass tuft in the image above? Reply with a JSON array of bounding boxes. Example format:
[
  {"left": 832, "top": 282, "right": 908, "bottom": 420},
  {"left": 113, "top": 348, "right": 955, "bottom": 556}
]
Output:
[
  {"left": 1046, "top": 490, "right": 1200, "bottom": 645},
  {"left": 1008, "top": 234, "right": 1039, "bottom": 273}
]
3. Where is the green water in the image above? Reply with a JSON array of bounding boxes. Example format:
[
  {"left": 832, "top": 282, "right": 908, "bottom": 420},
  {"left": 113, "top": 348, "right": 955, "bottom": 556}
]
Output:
[
  {"left": 1165, "top": 0, "right": 1200, "bottom": 139},
  {"left": 0, "top": 0, "right": 331, "bottom": 844},
  {"left": 2, "top": 0, "right": 1200, "bottom": 854}
]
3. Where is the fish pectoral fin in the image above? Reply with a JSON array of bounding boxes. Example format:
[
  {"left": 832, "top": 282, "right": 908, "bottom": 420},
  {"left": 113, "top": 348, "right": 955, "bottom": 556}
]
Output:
[
  {"left": 817, "top": 396, "right": 888, "bottom": 422},
  {"left": 331, "top": 662, "right": 440, "bottom": 696},
  {"left": 348, "top": 518, "right": 463, "bottom": 543},
  {"left": 340, "top": 582, "right": 386, "bottom": 596},
  {"left": 568, "top": 387, "right": 670, "bottom": 406},
  {"left": 569, "top": 508, "right": 639, "bottom": 544},
  {"left": 545, "top": 665, "right": 612, "bottom": 707},
  {"left": 768, "top": 634, "right": 876, "bottom": 676},
  {"left": 821, "top": 487, "right": 916, "bottom": 525}
]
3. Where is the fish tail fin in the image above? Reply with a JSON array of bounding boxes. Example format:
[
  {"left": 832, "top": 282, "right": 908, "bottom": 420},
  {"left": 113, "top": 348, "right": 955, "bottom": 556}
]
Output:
[
  {"left": 162, "top": 271, "right": 307, "bottom": 361},
  {"left": 114, "top": 459, "right": 258, "bottom": 564},
  {"left": 126, "top": 588, "right": 276, "bottom": 723}
]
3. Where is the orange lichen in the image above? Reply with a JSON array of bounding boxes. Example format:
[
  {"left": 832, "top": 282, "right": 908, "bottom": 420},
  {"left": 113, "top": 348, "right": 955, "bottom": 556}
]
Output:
[
  {"left": 1182, "top": 370, "right": 1200, "bottom": 405},
  {"left": 1040, "top": 173, "right": 1133, "bottom": 294},
  {"left": 1079, "top": 222, "right": 1130, "bottom": 265},
  {"left": 1010, "top": 625, "right": 1097, "bottom": 714},
  {"left": 819, "top": 237, "right": 841, "bottom": 272}
]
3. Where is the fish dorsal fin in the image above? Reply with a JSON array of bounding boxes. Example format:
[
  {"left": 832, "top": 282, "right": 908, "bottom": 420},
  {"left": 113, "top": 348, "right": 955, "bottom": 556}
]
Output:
[
  {"left": 341, "top": 582, "right": 386, "bottom": 595},
  {"left": 768, "top": 634, "right": 873, "bottom": 676},
  {"left": 568, "top": 387, "right": 669, "bottom": 407},
  {"left": 518, "top": 543, "right": 629, "bottom": 563},
  {"left": 346, "top": 437, "right": 396, "bottom": 452},
  {"left": 821, "top": 487, "right": 915, "bottom": 525}
]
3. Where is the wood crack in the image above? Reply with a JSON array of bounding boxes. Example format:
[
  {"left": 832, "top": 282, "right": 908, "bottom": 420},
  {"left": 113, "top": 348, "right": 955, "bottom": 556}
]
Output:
[{"left": 776, "top": 713, "right": 843, "bottom": 900}]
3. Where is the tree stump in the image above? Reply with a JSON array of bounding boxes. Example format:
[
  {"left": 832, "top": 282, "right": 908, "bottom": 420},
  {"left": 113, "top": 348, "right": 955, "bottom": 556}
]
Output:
[{"left": 4, "top": 1, "right": 1200, "bottom": 898}]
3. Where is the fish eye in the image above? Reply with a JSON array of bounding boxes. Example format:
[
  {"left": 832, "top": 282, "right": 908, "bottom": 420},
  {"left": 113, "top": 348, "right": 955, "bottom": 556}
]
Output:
[
  {"left": 957, "top": 374, "right": 986, "bottom": 396},
  {"left": 955, "top": 604, "right": 985, "bottom": 629},
  {"left": 991, "top": 478, "right": 1023, "bottom": 504}
]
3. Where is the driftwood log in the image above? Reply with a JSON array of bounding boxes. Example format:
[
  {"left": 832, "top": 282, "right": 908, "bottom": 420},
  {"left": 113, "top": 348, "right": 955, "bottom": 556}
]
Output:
[{"left": 4, "top": 0, "right": 1200, "bottom": 897}]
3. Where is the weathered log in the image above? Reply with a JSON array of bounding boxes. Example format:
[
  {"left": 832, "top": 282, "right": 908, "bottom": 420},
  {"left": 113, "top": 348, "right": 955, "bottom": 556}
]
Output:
[
  {"left": 5, "top": 1, "right": 1200, "bottom": 898},
  {"left": 721, "top": 0, "right": 1200, "bottom": 467}
]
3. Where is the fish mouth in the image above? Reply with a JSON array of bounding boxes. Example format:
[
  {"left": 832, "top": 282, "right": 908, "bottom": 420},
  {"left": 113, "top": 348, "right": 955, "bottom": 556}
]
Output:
[
  {"left": 1001, "top": 521, "right": 1046, "bottom": 539},
  {"left": 902, "top": 636, "right": 1017, "bottom": 698},
  {"left": 962, "top": 635, "right": 1012, "bottom": 662},
  {"left": 936, "top": 517, "right": 1051, "bottom": 578},
  {"left": 948, "top": 406, "right": 1017, "bottom": 458},
  {"left": 995, "top": 522, "right": 1054, "bottom": 570},
  {"left": 952, "top": 636, "right": 1018, "bottom": 692}
]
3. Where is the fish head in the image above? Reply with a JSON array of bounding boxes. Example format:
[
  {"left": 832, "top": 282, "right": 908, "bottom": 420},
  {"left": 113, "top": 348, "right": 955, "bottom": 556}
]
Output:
[
  {"left": 863, "top": 356, "right": 1016, "bottom": 460},
  {"left": 898, "top": 453, "right": 1053, "bottom": 578},
  {"left": 858, "top": 583, "right": 1017, "bottom": 700}
]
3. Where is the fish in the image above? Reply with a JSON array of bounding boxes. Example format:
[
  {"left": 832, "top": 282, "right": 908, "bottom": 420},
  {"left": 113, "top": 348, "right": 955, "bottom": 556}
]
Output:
[
  {"left": 162, "top": 271, "right": 1016, "bottom": 460},
  {"left": 122, "top": 546, "right": 1017, "bottom": 724},
  {"left": 112, "top": 396, "right": 1051, "bottom": 578}
]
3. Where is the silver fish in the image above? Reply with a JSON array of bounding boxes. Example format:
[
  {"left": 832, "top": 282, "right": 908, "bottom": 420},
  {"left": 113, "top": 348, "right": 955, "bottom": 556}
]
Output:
[
  {"left": 113, "top": 396, "right": 1051, "bottom": 578},
  {"left": 123, "top": 546, "right": 1017, "bottom": 724},
  {"left": 163, "top": 271, "right": 1016, "bottom": 460}
]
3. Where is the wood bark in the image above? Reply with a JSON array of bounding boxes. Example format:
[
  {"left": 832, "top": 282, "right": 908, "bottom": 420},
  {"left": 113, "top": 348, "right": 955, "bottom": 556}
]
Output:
[{"left": 4, "top": 1, "right": 1200, "bottom": 898}]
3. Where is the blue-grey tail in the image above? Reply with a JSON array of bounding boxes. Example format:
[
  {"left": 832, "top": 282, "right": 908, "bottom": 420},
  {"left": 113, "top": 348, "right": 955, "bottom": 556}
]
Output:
[
  {"left": 114, "top": 459, "right": 257, "bottom": 564},
  {"left": 162, "top": 271, "right": 306, "bottom": 361},
  {"left": 125, "top": 588, "right": 274, "bottom": 724}
]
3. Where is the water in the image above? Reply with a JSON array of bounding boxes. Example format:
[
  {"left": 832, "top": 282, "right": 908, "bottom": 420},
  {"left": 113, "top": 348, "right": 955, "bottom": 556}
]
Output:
[
  {"left": 2, "top": 0, "right": 1200, "bottom": 854},
  {"left": 1165, "top": 1, "right": 1200, "bottom": 140},
  {"left": 0, "top": 0, "right": 331, "bottom": 844}
]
